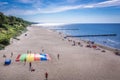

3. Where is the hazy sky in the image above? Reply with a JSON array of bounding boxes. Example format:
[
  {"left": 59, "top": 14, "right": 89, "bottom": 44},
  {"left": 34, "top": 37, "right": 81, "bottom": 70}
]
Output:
[{"left": 0, "top": 0, "right": 120, "bottom": 23}]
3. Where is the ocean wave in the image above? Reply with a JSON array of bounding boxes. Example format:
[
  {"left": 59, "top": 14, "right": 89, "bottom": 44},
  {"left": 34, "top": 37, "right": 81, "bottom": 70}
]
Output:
[{"left": 107, "top": 39, "right": 120, "bottom": 44}]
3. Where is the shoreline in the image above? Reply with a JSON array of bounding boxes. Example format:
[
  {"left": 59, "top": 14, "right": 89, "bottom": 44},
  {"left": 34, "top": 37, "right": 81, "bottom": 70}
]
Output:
[
  {"left": 94, "top": 42, "right": 120, "bottom": 52},
  {"left": 45, "top": 23, "right": 120, "bottom": 51},
  {"left": 49, "top": 27, "right": 120, "bottom": 53}
]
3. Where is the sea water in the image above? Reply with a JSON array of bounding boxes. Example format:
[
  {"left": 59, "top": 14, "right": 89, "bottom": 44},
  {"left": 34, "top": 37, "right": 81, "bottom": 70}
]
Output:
[{"left": 48, "top": 23, "right": 120, "bottom": 50}]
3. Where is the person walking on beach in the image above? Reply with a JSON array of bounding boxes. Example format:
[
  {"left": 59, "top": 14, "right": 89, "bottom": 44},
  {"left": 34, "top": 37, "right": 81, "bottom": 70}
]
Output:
[
  {"left": 29, "top": 62, "right": 32, "bottom": 71},
  {"left": 45, "top": 72, "right": 48, "bottom": 80},
  {"left": 24, "top": 58, "right": 26, "bottom": 65},
  {"left": 72, "top": 41, "right": 76, "bottom": 46},
  {"left": 11, "top": 52, "right": 13, "bottom": 57},
  {"left": 41, "top": 47, "right": 44, "bottom": 53},
  {"left": 27, "top": 50, "right": 29, "bottom": 54},
  {"left": 42, "top": 48, "right": 44, "bottom": 53},
  {"left": 57, "top": 54, "right": 60, "bottom": 60},
  {"left": 78, "top": 42, "right": 81, "bottom": 46}
]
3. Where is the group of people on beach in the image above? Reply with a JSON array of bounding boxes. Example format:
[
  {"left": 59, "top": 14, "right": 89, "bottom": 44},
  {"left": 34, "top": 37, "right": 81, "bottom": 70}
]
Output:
[
  {"left": 26, "top": 49, "right": 60, "bottom": 80},
  {"left": 62, "top": 35, "right": 108, "bottom": 53},
  {"left": 28, "top": 61, "right": 48, "bottom": 79},
  {"left": 29, "top": 62, "right": 35, "bottom": 72},
  {"left": 64, "top": 37, "right": 83, "bottom": 47},
  {"left": 2, "top": 44, "right": 61, "bottom": 80},
  {"left": 3, "top": 52, "right": 13, "bottom": 59}
]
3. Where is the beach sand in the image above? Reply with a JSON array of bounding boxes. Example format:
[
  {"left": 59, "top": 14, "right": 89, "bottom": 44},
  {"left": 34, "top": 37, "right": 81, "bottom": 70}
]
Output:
[{"left": 0, "top": 26, "right": 120, "bottom": 80}]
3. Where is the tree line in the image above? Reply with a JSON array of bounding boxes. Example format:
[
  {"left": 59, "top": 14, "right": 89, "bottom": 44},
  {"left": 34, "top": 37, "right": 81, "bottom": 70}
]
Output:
[{"left": 0, "top": 12, "right": 32, "bottom": 49}]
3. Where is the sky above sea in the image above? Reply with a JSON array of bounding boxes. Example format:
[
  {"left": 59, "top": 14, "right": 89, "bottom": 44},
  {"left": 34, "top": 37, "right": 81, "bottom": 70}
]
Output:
[{"left": 0, "top": 0, "right": 120, "bottom": 23}]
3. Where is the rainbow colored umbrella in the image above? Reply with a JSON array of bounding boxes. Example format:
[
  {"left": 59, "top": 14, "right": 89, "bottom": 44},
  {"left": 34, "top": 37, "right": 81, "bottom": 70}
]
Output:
[{"left": 16, "top": 53, "right": 51, "bottom": 62}]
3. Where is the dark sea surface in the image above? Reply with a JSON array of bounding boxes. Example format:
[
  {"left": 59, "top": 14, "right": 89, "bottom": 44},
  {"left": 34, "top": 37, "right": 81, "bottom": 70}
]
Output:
[{"left": 47, "top": 23, "right": 120, "bottom": 49}]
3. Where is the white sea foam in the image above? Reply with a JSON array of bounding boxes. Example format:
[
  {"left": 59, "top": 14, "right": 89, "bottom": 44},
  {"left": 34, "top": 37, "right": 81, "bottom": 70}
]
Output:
[{"left": 107, "top": 39, "right": 120, "bottom": 44}]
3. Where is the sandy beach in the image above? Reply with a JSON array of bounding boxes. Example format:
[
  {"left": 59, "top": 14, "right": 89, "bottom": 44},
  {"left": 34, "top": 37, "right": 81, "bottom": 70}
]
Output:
[{"left": 0, "top": 26, "right": 120, "bottom": 80}]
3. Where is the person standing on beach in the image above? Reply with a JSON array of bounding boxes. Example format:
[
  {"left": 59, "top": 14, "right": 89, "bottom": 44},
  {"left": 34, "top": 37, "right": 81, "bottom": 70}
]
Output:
[
  {"left": 11, "top": 52, "right": 13, "bottom": 57},
  {"left": 45, "top": 72, "right": 48, "bottom": 80},
  {"left": 29, "top": 62, "right": 32, "bottom": 71},
  {"left": 27, "top": 50, "right": 29, "bottom": 54},
  {"left": 78, "top": 42, "right": 81, "bottom": 46},
  {"left": 57, "top": 54, "right": 60, "bottom": 60},
  {"left": 72, "top": 41, "right": 76, "bottom": 46},
  {"left": 30, "top": 51, "right": 31, "bottom": 53},
  {"left": 24, "top": 58, "right": 26, "bottom": 65},
  {"left": 41, "top": 47, "right": 44, "bottom": 53}
]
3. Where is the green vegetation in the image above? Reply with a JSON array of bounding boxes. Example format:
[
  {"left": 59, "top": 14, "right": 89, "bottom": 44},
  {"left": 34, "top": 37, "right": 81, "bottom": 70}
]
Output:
[{"left": 0, "top": 12, "right": 31, "bottom": 50}]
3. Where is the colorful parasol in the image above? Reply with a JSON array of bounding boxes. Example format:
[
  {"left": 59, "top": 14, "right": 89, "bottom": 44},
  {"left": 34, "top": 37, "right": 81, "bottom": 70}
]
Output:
[{"left": 15, "top": 53, "right": 51, "bottom": 62}]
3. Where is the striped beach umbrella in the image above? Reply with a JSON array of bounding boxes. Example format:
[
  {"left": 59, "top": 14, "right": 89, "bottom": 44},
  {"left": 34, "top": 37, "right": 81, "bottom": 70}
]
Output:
[{"left": 15, "top": 53, "right": 51, "bottom": 62}]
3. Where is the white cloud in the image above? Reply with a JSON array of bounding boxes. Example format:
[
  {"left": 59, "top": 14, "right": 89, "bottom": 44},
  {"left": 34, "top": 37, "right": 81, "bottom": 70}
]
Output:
[
  {"left": 38, "top": 5, "right": 82, "bottom": 13},
  {"left": 38, "top": 0, "right": 120, "bottom": 13},
  {"left": 94, "top": 0, "right": 120, "bottom": 7},
  {"left": 4, "top": 0, "right": 120, "bottom": 15},
  {"left": 0, "top": 2, "right": 8, "bottom": 6},
  {"left": 44, "top": 0, "right": 118, "bottom": 12},
  {"left": 5, "top": 9, "right": 39, "bottom": 15}
]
